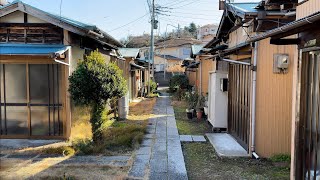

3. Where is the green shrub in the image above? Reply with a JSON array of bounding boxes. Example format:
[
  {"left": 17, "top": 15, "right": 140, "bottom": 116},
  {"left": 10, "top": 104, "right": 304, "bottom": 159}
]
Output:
[
  {"left": 184, "top": 91, "right": 199, "bottom": 109},
  {"left": 69, "top": 50, "right": 127, "bottom": 142},
  {"left": 169, "top": 74, "right": 189, "bottom": 91},
  {"left": 147, "top": 79, "right": 157, "bottom": 93},
  {"left": 173, "top": 88, "right": 187, "bottom": 101}
]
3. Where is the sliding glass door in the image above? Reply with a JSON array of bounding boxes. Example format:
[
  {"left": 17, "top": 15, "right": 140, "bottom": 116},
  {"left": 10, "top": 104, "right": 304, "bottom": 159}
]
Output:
[{"left": 0, "top": 63, "right": 64, "bottom": 138}]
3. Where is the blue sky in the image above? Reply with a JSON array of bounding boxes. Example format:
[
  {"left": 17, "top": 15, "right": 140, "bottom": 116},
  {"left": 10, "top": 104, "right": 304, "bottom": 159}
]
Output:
[{"left": 10, "top": 0, "right": 260, "bottom": 40}]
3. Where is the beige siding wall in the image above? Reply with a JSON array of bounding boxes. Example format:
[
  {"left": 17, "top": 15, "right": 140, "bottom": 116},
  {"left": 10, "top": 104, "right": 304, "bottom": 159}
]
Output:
[
  {"left": 254, "top": 38, "right": 296, "bottom": 157},
  {"left": 296, "top": 0, "right": 320, "bottom": 19},
  {"left": 229, "top": 28, "right": 248, "bottom": 48},
  {"left": 187, "top": 70, "right": 197, "bottom": 87},
  {"left": 186, "top": 57, "right": 215, "bottom": 94},
  {"left": 167, "top": 59, "right": 184, "bottom": 73},
  {"left": 70, "top": 46, "right": 85, "bottom": 73},
  {"left": 200, "top": 58, "right": 215, "bottom": 95}
]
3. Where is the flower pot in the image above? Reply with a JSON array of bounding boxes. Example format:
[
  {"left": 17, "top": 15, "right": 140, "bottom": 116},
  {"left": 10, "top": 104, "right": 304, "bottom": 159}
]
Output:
[
  {"left": 187, "top": 112, "right": 193, "bottom": 120},
  {"left": 196, "top": 110, "right": 203, "bottom": 120}
]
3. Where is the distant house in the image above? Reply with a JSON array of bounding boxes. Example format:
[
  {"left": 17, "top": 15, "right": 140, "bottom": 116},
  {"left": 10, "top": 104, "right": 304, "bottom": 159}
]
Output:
[
  {"left": 197, "top": 24, "right": 218, "bottom": 44},
  {"left": 203, "top": 0, "right": 297, "bottom": 158},
  {"left": 0, "top": 1, "right": 123, "bottom": 139},
  {"left": 144, "top": 38, "right": 203, "bottom": 74}
]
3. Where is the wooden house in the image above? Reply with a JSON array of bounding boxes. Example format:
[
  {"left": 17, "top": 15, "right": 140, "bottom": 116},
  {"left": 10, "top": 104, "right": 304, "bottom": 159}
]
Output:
[
  {"left": 243, "top": 0, "right": 320, "bottom": 178},
  {"left": 0, "top": 1, "right": 123, "bottom": 139},
  {"left": 204, "top": 0, "right": 297, "bottom": 157},
  {"left": 118, "top": 48, "right": 147, "bottom": 101}
]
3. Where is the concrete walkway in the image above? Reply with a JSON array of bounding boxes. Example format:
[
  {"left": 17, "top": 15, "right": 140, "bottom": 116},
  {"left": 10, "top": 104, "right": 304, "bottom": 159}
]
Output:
[{"left": 128, "top": 93, "right": 188, "bottom": 180}]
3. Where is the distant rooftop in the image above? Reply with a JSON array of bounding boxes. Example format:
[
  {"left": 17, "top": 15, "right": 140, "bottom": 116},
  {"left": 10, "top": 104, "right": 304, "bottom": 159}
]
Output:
[{"left": 118, "top": 48, "right": 140, "bottom": 58}]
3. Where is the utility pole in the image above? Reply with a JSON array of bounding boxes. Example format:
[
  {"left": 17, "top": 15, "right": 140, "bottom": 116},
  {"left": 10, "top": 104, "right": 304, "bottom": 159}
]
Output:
[{"left": 148, "top": 0, "right": 155, "bottom": 93}]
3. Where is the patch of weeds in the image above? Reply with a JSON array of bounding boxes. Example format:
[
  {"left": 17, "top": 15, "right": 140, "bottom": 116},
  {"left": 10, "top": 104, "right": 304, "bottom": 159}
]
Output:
[
  {"left": 146, "top": 93, "right": 159, "bottom": 98},
  {"left": 71, "top": 123, "right": 146, "bottom": 155},
  {"left": 182, "top": 143, "right": 290, "bottom": 180},
  {"left": 42, "top": 146, "right": 75, "bottom": 156},
  {"left": 270, "top": 154, "right": 291, "bottom": 163},
  {"left": 173, "top": 103, "right": 211, "bottom": 135},
  {"left": 102, "top": 124, "right": 146, "bottom": 152}
]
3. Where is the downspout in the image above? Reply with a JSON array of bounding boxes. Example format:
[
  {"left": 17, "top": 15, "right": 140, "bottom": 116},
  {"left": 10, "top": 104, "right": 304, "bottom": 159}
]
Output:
[
  {"left": 199, "top": 57, "right": 202, "bottom": 94},
  {"left": 251, "top": 41, "right": 259, "bottom": 159}
]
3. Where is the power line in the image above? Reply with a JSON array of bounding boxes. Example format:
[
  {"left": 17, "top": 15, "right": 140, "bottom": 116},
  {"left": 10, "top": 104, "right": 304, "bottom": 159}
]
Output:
[
  {"left": 168, "top": 14, "right": 215, "bottom": 20},
  {"left": 108, "top": 13, "right": 149, "bottom": 32},
  {"left": 170, "top": 0, "right": 202, "bottom": 9},
  {"left": 171, "top": 11, "right": 222, "bottom": 17}
]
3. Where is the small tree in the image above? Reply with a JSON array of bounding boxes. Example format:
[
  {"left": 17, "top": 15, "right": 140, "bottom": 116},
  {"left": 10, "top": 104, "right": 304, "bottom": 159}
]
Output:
[{"left": 69, "top": 50, "right": 127, "bottom": 142}]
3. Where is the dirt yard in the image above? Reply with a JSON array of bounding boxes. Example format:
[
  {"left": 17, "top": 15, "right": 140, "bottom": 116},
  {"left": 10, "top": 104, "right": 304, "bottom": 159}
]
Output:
[{"left": 0, "top": 98, "right": 157, "bottom": 180}]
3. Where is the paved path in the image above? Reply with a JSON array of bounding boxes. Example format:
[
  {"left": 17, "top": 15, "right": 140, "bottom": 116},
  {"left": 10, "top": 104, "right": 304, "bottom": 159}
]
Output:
[{"left": 129, "top": 93, "right": 188, "bottom": 180}]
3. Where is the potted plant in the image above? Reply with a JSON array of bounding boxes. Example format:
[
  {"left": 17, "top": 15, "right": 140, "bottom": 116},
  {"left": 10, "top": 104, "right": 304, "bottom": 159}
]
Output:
[
  {"left": 186, "top": 105, "right": 194, "bottom": 120},
  {"left": 196, "top": 95, "right": 205, "bottom": 120},
  {"left": 203, "top": 93, "right": 209, "bottom": 116},
  {"left": 185, "top": 91, "right": 198, "bottom": 120}
]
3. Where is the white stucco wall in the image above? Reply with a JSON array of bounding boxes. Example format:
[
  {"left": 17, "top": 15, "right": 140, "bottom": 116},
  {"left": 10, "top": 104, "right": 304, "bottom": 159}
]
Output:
[{"left": 0, "top": 10, "right": 46, "bottom": 23}]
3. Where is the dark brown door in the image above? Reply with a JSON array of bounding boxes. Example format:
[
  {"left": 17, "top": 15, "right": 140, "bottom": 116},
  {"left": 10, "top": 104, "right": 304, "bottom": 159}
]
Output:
[
  {"left": 297, "top": 50, "right": 320, "bottom": 180},
  {"left": 228, "top": 63, "right": 251, "bottom": 151}
]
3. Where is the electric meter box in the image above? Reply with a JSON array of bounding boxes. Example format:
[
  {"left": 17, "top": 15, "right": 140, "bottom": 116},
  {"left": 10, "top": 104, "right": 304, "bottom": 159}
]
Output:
[{"left": 273, "top": 54, "right": 290, "bottom": 73}]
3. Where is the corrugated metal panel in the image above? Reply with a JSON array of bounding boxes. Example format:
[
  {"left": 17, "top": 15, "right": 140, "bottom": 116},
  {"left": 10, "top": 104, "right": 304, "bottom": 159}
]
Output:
[
  {"left": 0, "top": 43, "right": 68, "bottom": 55},
  {"left": 191, "top": 45, "right": 204, "bottom": 55},
  {"left": 255, "top": 38, "right": 296, "bottom": 157},
  {"left": 229, "top": 3, "right": 260, "bottom": 13},
  {"left": 297, "top": 0, "right": 320, "bottom": 19}
]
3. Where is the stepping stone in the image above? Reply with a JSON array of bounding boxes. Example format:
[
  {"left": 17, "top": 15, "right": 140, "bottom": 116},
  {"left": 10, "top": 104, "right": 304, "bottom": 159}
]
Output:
[
  {"left": 192, "top": 135, "right": 206, "bottom": 142},
  {"left": 136, "top": 146, "right": 151, "bottom": 155},
  {"left": 206, "top": 133, "right": 249, "bottom": 157},
  {"left": 179, "top": 135, "right": 192, "bottom": 142},
  {"left": 141, "top": 138, "right": 153, "bottom": 147}
]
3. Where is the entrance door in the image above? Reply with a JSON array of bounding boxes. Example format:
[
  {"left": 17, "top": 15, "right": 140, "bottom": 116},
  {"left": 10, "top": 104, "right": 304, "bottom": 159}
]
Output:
[
  {"left": 228, "top": 63, "right": 251, "bottom": 151},
  {"left": 0, "top": 63, "right": 64, "bottom": 138},
  {"left": 297, "top": 50, "right": 320, "bottom": 180}
]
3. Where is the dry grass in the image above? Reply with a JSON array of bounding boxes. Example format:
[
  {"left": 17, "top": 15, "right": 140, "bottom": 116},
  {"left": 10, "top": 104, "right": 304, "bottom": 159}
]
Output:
[
  {"left": 69, "top": 98, "right": 157, "bottom": 155},
  {"left": 0, "top": 98, "right": 157, "bottom": 180},
  {"left": 70, "top": 106, "right": 92, "bottom": 141}
]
